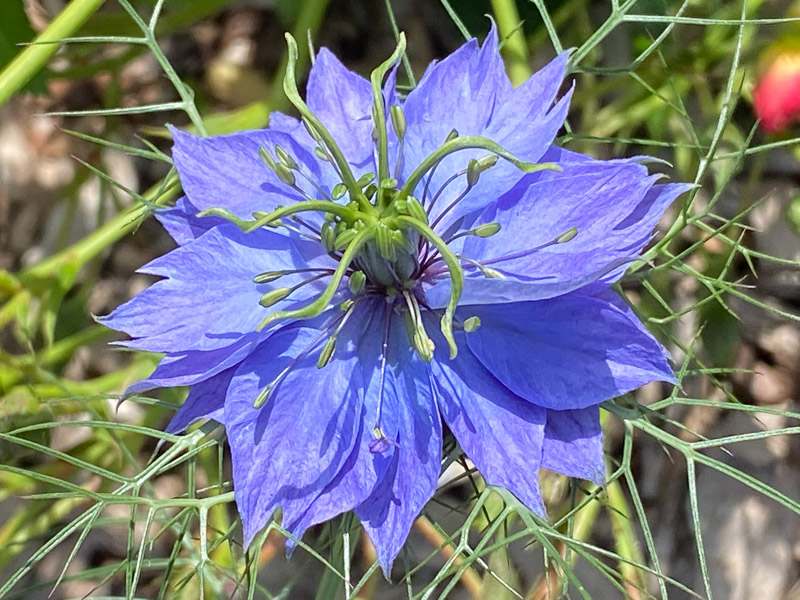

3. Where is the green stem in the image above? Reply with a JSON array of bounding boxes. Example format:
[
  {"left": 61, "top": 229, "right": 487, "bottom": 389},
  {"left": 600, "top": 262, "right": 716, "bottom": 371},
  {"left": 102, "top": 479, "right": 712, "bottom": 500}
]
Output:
[
  {"left": 20, "top": 174, "right": 179, "bottom": 287},
  {"left": 490, "top": 0, "right": 531, "bottom": 86},
  {"left": 0, "top": 0, "right": 107, "bottom": 109}
]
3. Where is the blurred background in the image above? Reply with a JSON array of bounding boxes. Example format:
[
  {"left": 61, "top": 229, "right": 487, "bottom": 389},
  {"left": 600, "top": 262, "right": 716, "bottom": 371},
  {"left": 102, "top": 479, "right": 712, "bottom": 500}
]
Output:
[{"left": 1, "top": 0, "right": 800, "bottom": 598}]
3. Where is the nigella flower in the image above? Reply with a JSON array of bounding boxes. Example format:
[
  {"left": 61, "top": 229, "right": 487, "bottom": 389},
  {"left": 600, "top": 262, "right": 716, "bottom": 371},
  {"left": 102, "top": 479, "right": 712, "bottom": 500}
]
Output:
[{"left": 101, "top": 29, "right": 689, "bottom": 574}]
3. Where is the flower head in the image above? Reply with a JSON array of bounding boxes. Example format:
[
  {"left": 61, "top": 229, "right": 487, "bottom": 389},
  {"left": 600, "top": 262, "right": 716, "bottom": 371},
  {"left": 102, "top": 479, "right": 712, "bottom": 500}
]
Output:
[
  {"left": 754, "top": 47, "right": 800, "bottom": 133},
  {"left": 101, "top": 29, "right": 689, "bottom": 574}
]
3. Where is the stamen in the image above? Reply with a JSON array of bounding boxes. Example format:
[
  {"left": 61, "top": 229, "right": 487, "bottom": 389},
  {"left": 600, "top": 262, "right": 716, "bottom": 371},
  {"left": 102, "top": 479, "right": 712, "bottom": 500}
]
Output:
[
  {"left": 256, "top": 227, "right": 374, "bottom": 331},
  {"left": 253, "top": 311, "right": 347, "bottom": 408},
  {"left": 253, "top": 268, "right": 334, "bottom": 284},
  {"left": 258, "top": 272, "right": 331, "bottom": 307},
  {"left": 421, "top": 129, "right": 459, "bottom": 206},
  {"left": 480, "top": 226, "right": 579, "bottom": 267},
  {"left": 393, "top": 216, "right": 462, "bottom": 358},
  {"left": 398, "top": 135, "right": 561, "bottom": 205},
  {"left": 371, "top": 300, "right": 395, "bottom": 451},
  {"left": 391, "top": 104, "right": 406, "bottom": 180},
  {"left": 444, "top": 222, "right": 501, "bottom": 244}
]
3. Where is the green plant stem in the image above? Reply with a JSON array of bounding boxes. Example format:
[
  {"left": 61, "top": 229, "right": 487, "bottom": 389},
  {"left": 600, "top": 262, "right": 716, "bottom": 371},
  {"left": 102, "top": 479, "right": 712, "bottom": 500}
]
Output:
[
  {"left": 0, "top": 0, "right": 106, "bottom": 109},
  {"left": 606, "top": 477, "right": 646, "bottom": 599},
  {"left": 490, "top": 0, "right": 531, "bottom": 86}
]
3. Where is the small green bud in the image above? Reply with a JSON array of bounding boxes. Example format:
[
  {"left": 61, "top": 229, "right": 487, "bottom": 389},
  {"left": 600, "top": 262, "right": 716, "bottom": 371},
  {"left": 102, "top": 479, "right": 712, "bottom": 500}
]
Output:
[
  {"left": 253, "top": 271, "right": 284, "bottom": 284},
  {"left": 463, "top": 316, "right": 481, "bottom": 332},
  {"left": 446, "top": 128, "right": 459, "bottom": 142},
  {"left": 317, "top": 336, "right": 336, "bottom": 368},
  {"left": 473, "top": 222, "right": 501, "bottom": 238},
  {"left": 476, "top": 155, "right": 499, "bottom": 170},
  {"left": 334, "top": 228, "right": 358, "bottom": 249},
  {"left": 390, "top": 104, "right": 406, "bottom": 138},
  {"left": 253, "top": 384, "right": 274, "bottom": 408},
  {"left": 259, "top": 146, "right": 277, "bottom": 170},
  {"left": 405, "top": 196, "right": 428, "bottom": 224},
  {"left": 314, "top": 146, "right": 330, "bottom": 161},
  {"left": 380, "top": 177, "right": 398, "bottom": 189},
  {"left": 275, "top": 145, "right": 298, "bottom": 169},
  {"left": 274, "top": 163, "right": 296, "bottom": 186},
  {"left": 357, "top": 172, "right": 376, "bottom": 188},
  {"left": 481, "top": 266, "right": 505, "bottom": 279},
  {"left": 321, "top": 223, "right": 335, "bottom": 252},
  {"left": 467, "top": 159, "right": 481, "bottom": 187},
  {"left": 349, "top": 270, "right": 367, "bottom": 294},
  {"left": 332, "top": 183, "right": 348, "bottom": 200},
  {"left": 555, "top": 226, "right": 578, "bottom": 243},
  {"left": 259, "top": 287, "right": 291, "bottom": 307}
]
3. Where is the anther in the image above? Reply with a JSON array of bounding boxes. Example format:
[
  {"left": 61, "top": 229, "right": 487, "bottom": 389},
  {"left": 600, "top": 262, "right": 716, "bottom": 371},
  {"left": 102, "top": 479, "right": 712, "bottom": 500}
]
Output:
[
  {"left": 390, "top": 105, "right": 406, "bottom": 139},
  {"left": 275, "top": 145, "right": 298, "bottom": 170},
  {"left": 332, "top": 183, "right": 347, "bottom": 199},
  {"left": 349, "top": 270, "right": 366, "bottom": 294},
  {"left": 556, "top": 226, "right": 578, "bottom": 243},
  {"left": 259, "top": 288, "right": 291, "bottom": 307},
  {"left": 316, "top": 336, "right": 336, "bottom": 368},
  {"left": 473, "top": 222, "right": 501, "bottom": 238},
  {"left": 463, "top": 316, "right": 481, "bottom": 332}
]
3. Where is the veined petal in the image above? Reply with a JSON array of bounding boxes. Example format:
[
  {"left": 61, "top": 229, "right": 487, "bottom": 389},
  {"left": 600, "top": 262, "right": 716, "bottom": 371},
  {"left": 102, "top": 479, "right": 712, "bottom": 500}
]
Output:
[
  {"left": 430, "top": 329, "right": 547, "bottom": 515},
  {"left": 224, "top": 322, "right": 364, "bottom": 546},
  {"left": 307, "top": 48, "right": 375, "bottom": 167},
  {"left": 426, "top": 161, "right": 690, "bottom": 307},
  {"left": 400, "top": 31, "right": 571, "bottom": 230},
  {"left": 154, "top": 196, "right": 226, "bottom": 245},
  {"left": 125, "top": 332, "right": 263, "bottom": 395},
  {"left": 165, "top": 367, "right": 234, "bottom": 433},
  {"left": 99, "top": 224, "right": 335, "bottom": 353},
  {"left": 464, "top": 293, "right": 674, "bottom": 410},
  {"left": 170, "top": 126, "right": 338, "bottom": 220},
  {"left": 354, "top": 304, "right": 441, "bottom": 576},
  {"left": 542, "top": 407, "right": 605, "bottom": 484}
]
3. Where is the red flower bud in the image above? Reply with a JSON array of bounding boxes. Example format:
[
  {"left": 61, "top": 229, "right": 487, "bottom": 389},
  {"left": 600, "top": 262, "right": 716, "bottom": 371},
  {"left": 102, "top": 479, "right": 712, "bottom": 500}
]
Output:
[{"left": 754, "top": 50, "right": 800, "bottom": 133}]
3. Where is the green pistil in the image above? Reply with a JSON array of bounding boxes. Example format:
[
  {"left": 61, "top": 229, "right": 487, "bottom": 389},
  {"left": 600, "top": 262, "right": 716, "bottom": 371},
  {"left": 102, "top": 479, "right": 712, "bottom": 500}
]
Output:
[
  {"left": 283, "top": 33, "right": 375, "bottom": 216},
  {"left": 369, "top": 33, "right": 406, "bottom": 208},
  {"left": 392, "top": 215, "right": 462, "bottom": 358}
]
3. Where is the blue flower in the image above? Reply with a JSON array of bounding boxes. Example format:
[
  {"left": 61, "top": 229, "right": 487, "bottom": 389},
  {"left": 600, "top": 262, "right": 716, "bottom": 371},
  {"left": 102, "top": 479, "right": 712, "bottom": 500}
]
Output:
[{"left": 101, "top": 29, "right": 689, "bottom": 574}]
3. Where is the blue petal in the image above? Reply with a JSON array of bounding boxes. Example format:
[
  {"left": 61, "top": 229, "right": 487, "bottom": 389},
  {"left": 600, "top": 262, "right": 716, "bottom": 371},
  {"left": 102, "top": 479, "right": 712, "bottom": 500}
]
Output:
[
  {"left": 126, "top": 332, "right": 263, "bottom": 395},
  {"left": 165, "top": 367, "right": 234, "bottom": 433},
  {"left": 170, "top": 126, "right": 338, "bottom": 220},
  {"left": 430, "top": 330, "right": 547, "bottom": 515},
  {"left": 542, "top": 407, "right": 605, "bottom": 484},
  {"left": 401, "top": 31, "right": 571, "bottom": 230},
  {"left": 98, "top": 224, "right": 335, "bottom": 353},
  {"left": 306, "top": 49, "right": 375, "bottom": 167},
  {"left": 424, "top": 161, "right": 690, "bottom": 307},
  {"left": 464, "top": 293, "right": 674, "bottom": 410},
  {"left": 354, "top": 304, "right": 441, "bottom": 576},
  {"left": 154, "top": 196, "right": 226, "bottom": 245},
  {"left": 224, "top": 321, "right": 365, "bottom": 546}
]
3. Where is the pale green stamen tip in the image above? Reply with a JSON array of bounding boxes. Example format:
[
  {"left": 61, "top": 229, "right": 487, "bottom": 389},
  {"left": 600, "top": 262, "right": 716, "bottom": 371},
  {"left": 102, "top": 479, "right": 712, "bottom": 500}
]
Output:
[
  {"left": 390, "top": 104, "right": 406, "bottom": 138},
  {"left": 253, "top": 384, "right": 273, "bottom": 408},
  {"left": 317, "top": 336, "right": 336, "bottom": 368},
  {"left": 253, "top": 271, "right": 284, "bottom": 284},
  {"left": 349, "top": 270, "right": 366, "bottom": 294},
  {"left": 556, "top": 226, "right": 578, "bottom": 243},
  {"left": 463, "top": 316, "right": 481, "bottom": 332},
  {"left": 259, "top": 288, "right": 291, "bottom": 307},
  {"left": 473, "top": 222, "right": 501, "bottom": 238}
]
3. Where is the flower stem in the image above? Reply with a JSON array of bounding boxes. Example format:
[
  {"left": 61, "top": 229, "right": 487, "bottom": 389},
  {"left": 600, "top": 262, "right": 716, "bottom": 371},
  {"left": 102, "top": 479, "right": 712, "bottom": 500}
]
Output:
[
  {"left": 490, "top": 0, "right": 532, "bottom": 86},
  {"left": 0, "top": 0, "right": 107, "bottom": 109}
]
